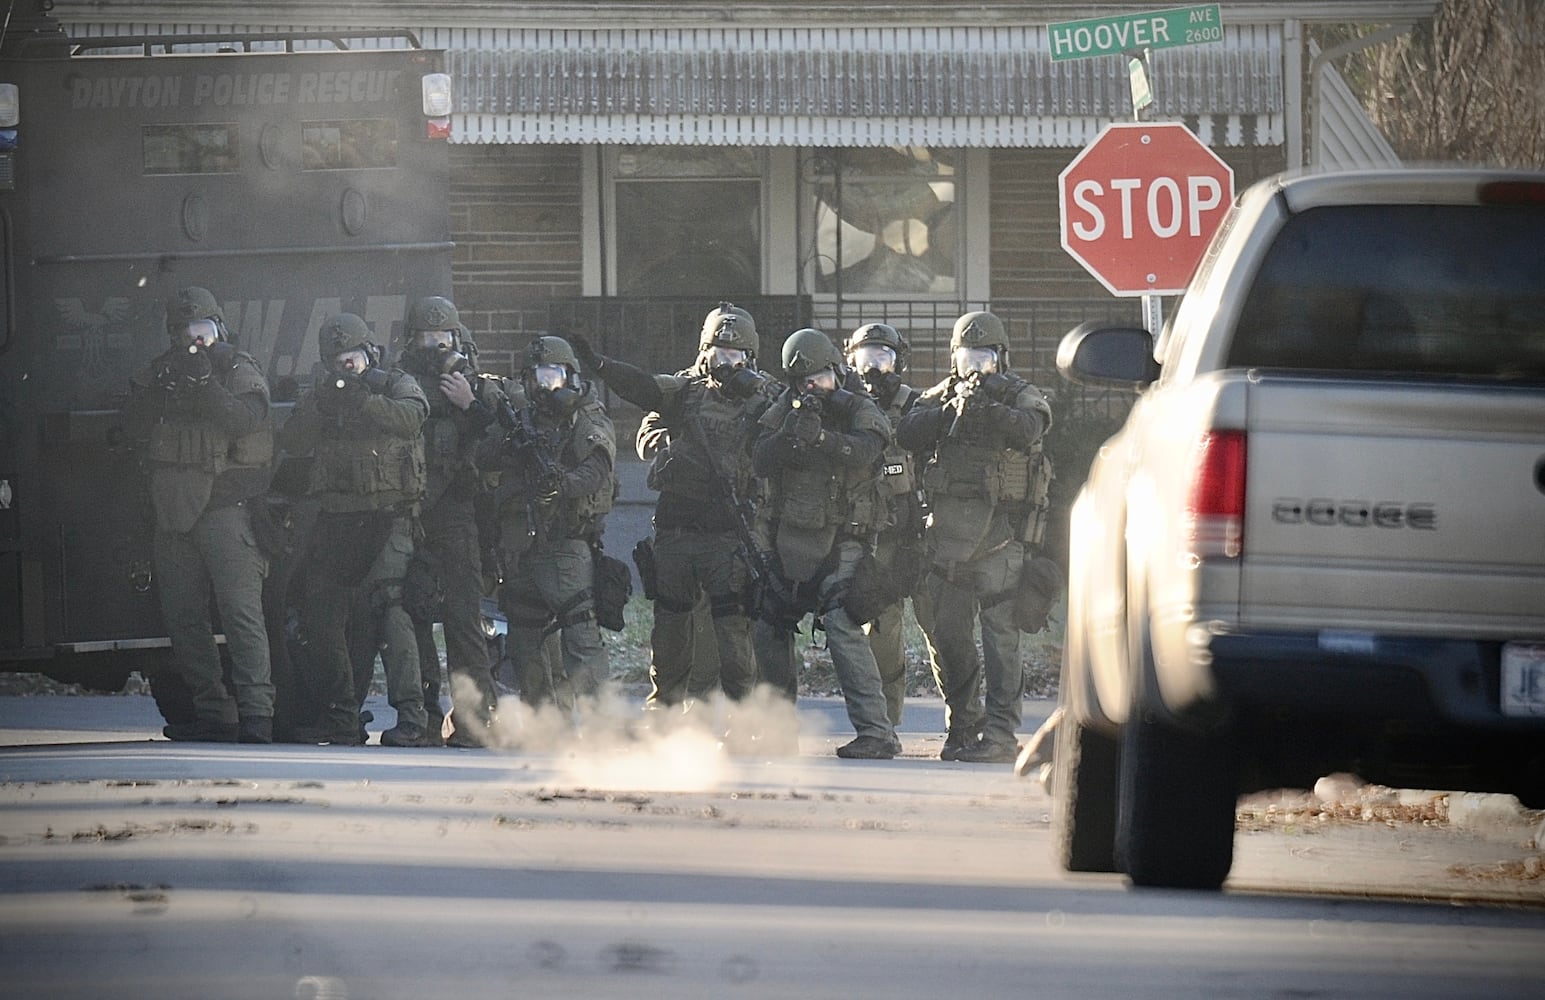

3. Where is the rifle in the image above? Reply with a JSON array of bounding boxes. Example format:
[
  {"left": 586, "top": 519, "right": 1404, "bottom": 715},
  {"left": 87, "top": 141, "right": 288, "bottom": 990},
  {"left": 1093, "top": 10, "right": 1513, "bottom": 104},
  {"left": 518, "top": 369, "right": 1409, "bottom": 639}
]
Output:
[
  {"left": 945, "top": 371, "right": 982, "bottom": 438},
  {"left": 681, "top": 410, "right": 784, "bottom": 620},
  {"left": 495, "top": 398, "right": 564, "bottom": 538}
]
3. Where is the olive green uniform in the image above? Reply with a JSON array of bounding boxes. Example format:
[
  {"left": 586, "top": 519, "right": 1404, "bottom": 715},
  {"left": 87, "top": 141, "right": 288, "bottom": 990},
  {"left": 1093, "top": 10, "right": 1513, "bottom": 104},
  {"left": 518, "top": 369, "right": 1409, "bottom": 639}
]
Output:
[
  {"left": 278, "top": 364, "right": 429, "bottom": 741},
  {"left": 865, "top": 381, "right": 926, "bottom": 727},
  {"left": 124, "top": 347, "right": 275, "bottom": 733},
  {"left": 625, "top": 372, "right": 779, "bottom": 706},
  {"left": 751, "top": 387, "right": 899, "bottom": 751},
  {"left": 897, "top": 372, "right": 1051, "bottom": 754},
  {"left": 402, "top": 362, "right": 510, "bottom": 736},
  {"left": 478, "top": 386, "right": 615, "bottom": 712}
]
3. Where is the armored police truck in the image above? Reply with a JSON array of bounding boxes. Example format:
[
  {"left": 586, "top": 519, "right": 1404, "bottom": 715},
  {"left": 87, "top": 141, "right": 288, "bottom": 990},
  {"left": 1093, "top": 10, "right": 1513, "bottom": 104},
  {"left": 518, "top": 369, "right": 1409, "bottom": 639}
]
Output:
[{"left": 0, "top": 8, "right": 454, "bottom": 692}]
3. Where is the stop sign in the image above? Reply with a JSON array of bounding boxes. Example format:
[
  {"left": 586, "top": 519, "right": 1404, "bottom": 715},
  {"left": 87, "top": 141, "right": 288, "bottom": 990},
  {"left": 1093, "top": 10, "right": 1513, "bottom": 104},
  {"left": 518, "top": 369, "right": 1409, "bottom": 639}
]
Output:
[{"left": 1058, "top": 122, "right": 1235, "bottom": 297}]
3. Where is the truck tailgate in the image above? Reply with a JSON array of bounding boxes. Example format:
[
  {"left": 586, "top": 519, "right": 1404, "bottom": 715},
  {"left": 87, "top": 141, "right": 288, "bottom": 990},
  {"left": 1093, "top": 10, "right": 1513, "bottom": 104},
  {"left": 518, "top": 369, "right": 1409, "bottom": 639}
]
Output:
[{"left": 1239, "top": 377, "right": 1545, "bottom": 636}]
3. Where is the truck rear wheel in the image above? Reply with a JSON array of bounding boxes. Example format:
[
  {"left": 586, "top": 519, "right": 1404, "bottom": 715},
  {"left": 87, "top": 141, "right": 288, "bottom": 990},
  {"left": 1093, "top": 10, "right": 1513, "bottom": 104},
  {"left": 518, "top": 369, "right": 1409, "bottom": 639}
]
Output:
[
  {"left": 1053, "top": 711, "right": 1120, "bottom": 873},
  {"left": 1116, "top": 709, "right": 1237, "bottom": 890}
]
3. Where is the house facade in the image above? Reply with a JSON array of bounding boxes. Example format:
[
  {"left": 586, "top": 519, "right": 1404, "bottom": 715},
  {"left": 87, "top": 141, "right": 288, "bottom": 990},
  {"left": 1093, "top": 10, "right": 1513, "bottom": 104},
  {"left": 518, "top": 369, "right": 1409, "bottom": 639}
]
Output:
[{"left": 50, "top": 1, "right": 1435, "bottom": 405}]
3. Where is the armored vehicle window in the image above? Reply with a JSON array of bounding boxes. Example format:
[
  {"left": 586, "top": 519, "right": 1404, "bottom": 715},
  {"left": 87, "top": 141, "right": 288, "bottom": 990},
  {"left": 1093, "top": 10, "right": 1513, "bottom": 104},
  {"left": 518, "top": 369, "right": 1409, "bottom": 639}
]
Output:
[
  {"left": 142, "top": 123, "right": 239, "bottom": 175},
  {"left": 1228, "top": 204, "right": 1545, "bottom": 381},
  {"left": 302, "top": 119, "right": 399, "bottom": 170}
]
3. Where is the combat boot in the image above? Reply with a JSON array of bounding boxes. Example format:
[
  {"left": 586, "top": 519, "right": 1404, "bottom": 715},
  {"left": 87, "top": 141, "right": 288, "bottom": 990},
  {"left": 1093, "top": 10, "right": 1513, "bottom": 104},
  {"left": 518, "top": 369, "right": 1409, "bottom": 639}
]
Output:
[
  {"left": 954, "top": 738, "right": 1019, "bottom": 764},
  {"left": 162, "top": 719, "right": 239, "bottom": 743},
  {"left": 238, "top": 716, "right": 273, "bottom": 744},
  {"left": 835, "top": 735, "right": 899, "bottom": 760},
  {"left": 379, "top": 722, "right": 437, "bottom": 747},
  {"left": 939, "top": 729, "right": 981, "bottom": 761}
]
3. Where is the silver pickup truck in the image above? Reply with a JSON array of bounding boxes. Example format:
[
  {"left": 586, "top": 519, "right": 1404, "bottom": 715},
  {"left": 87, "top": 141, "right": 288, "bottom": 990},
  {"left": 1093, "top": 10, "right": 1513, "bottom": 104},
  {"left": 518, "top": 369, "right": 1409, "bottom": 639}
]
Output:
[{"left": 1053, "top": 168, "right": 1545, "bottom": 889}]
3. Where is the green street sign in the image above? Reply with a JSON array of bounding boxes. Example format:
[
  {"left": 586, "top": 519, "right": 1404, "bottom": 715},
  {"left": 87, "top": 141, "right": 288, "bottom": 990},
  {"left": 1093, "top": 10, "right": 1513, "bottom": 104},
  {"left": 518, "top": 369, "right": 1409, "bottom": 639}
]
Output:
[{"left": 1049, "top": 4, "right": 1224, "bottom": 62}]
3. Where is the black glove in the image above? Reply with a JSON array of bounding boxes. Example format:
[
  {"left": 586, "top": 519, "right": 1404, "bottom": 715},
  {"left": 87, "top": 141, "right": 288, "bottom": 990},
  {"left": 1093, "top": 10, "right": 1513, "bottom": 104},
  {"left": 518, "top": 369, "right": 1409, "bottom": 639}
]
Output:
[
  {"left": 791, "top": 407, "right": 823, "bottom": 447},
  {"left": 570, "top": 334, "right": 605, "bottom": 370},
  {"left": 536, "top": 470, "right": 566, "bottom": 504},
  {"left": 206, "top": 342, "right": 236, "bottom": 374},
  {"left": 360, "top": 367, "right": 391, "bottom": 394},
  {"left": 173, "top": 345, "right": 213, "bottom": 386},
  {"left": 155, "top": 361, "right": 182, "bottom": 393}
]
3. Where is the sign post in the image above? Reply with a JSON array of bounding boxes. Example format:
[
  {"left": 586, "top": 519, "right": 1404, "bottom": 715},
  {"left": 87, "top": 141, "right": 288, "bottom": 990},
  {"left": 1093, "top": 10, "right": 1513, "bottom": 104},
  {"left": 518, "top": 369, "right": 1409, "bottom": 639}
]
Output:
[{"left": 1057, "top": 121, "right": 1234, "bottom": 299}]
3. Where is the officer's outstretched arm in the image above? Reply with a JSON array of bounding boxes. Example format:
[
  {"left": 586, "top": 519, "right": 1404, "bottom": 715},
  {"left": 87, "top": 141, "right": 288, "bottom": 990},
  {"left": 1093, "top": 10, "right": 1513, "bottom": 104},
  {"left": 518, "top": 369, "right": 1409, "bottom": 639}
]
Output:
[{"left": 586, "top": 355, "right": 666, "bottom": 412}]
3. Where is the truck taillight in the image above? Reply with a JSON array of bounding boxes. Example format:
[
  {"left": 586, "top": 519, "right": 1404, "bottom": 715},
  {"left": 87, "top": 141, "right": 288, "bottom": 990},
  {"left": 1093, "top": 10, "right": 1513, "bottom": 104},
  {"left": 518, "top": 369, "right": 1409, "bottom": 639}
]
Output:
[{"left": 1185, "top": 430, "right": 1246, "bottom": 558}]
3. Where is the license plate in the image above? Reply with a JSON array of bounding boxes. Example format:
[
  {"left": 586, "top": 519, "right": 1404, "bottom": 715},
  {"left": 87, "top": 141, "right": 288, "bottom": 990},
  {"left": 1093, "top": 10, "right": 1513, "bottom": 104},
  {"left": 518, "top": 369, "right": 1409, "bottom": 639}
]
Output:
[{"left": 1500, "top": 642, "right": 1545, "bottom": 718}]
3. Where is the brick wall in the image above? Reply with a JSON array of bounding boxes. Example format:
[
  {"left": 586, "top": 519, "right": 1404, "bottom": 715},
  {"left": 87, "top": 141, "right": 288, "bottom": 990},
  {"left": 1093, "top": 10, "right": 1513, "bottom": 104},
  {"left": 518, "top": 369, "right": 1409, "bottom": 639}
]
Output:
[{"left": 448, "top": 144, "right": 584, "bottom": 375}]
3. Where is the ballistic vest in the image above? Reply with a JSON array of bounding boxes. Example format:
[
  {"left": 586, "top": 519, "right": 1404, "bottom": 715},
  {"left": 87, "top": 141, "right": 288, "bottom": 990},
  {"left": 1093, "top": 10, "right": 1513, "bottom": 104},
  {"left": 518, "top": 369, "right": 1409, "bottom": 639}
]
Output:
[
  {"left": 307, "top": 368, "right": 427, "bottom": 512},
  {"left": 918, "top": 373, "right": 1054, "bottom": 548}
]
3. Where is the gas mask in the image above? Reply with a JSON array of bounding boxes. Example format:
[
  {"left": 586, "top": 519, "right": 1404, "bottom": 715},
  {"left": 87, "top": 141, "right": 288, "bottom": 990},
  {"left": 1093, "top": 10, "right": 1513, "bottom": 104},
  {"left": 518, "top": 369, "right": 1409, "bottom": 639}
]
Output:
[
  {"left": 409, "top": 330, "right": 470, "bottom": 376},
  {"left": 529, "top": 362, "right": 581, "bottom": 416},
  {"left": 705, "top": 345, "right": 753, "bottom": 390},
  {"left": 849, "top": 343, "right": 901, "bottom": 400}
]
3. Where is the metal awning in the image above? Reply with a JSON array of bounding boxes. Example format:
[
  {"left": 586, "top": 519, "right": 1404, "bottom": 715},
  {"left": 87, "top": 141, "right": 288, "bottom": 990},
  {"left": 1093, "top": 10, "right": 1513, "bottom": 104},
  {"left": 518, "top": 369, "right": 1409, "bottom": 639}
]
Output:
[{"left": 438, "top": 23, "right": 1284, "bottom": 147}]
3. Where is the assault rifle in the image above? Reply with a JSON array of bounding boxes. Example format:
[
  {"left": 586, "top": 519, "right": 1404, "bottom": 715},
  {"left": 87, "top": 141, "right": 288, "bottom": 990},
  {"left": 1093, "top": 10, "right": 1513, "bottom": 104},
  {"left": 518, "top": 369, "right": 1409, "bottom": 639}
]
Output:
[
  {"left": 495, "top": 398, "right": 564, "bottom": 537},
  {"left": 682, "top": 411, "right": 785, "bottom": 621}
]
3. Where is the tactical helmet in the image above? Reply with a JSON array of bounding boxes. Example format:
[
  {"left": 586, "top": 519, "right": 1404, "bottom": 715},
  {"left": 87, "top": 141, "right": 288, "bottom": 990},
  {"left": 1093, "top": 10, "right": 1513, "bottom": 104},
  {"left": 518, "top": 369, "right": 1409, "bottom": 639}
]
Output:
[
  {"left": 406, "top": 295, "right": 460, "bottom": 334},
  {"left": 780, "top": 327, "right": 843, "bottom": 383},
  {"left": 699, "top": 302, "right": 759, "bottom": 358},
  {"left": 319, "top": 313, "right": 377, "bottom": 361},
  {"left": 950, "top": 310, "right": 1010, "bottom": 371},
  {"left": 845, "top": 322, "right": 910, "bottom": 372},
  {"left": 950, "top": 311, "right": 1009, "bottom": 353},
  {"left": 165, "top": 286, "right": 227, "bottom": 343},
  {"left": 524, "top": 335, "right": 580, "bottom": 373}
]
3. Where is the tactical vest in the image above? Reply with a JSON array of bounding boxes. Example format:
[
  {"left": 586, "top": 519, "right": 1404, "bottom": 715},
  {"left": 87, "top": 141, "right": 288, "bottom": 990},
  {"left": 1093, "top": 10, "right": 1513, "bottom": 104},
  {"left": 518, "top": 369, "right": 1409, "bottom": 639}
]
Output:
[
  {"left": 414, "top": 370, "right": 505, "bottom": 506},
  {"left": 920, "top": 374, "right": 1054, "bottom": 547},
  {"left": 308, "top": 369, "right": 426, "bottom": 510},
  {"left": 759, "top": 390, "right": 887, "bottom": 537},
  {"left": 645, "top": 375, "right": 775, "bottom": 500},
  {"left": 876, "top": 384, "right": 920, "bottom": 527},
  {"left": 143, "top": 353, "right": 274, "bottom": 474}
]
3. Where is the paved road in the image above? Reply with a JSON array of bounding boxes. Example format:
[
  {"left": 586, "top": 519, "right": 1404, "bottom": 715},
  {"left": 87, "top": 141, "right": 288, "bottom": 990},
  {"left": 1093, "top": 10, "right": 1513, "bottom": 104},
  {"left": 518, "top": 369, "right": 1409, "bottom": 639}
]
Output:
[{"left": 1, "top": 692, "right": 1542, "bottom": 999}]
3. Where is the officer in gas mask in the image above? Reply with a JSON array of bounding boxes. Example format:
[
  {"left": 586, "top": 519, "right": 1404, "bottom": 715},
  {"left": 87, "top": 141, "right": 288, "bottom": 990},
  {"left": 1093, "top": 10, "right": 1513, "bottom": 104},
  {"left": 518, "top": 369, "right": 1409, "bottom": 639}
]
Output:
[
  {"left": 569, "top": 303, "right": 780, "bottom": 722},
  {"left": 477, "top": 336, "right": 615, "bottom": 721},
  {"left": 395, "top": 296, "right": 514, "bottom": 746},
  {"left": 896, "top": 311, "right": 1054, "bottom": 764},
  {"left": 124, "top": 286, "right": 276, "bottom": 744},
  {"left": 276, "top": 313, "right": 432, "bottom": 746},
  {"left": 750, "top": 328, "right": 901, "bottom": 759},
  {"left": 843, "top": 322, "right": 927, "bottom": 729}
]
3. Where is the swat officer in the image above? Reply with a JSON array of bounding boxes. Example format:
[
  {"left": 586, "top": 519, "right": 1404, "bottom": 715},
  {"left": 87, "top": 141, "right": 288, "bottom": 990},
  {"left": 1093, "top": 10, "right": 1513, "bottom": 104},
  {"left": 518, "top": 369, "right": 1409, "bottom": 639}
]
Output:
[
  {"left": 896, "top": 311, "right": 1053, "bottom": 763},
  {"left": 124, "top": 286, "right": 276, "bottom": 743},
  {"left": 571, "top": 303, "right": 780, "bottom": 713},
  {"left": 395, "top": 295, "right": 511, "bottom": 747},
  {"left": 477, "top": 336, "right": 615, "bottom": 717},
  {"left": 276, "top": 313, "right": 433, "bottom": 746},
  {"left": 751, "top": 328, "right": 901, "bottom": 760},
  {"left": 843, "top": 323, "right": 927, "bottom": 728}
]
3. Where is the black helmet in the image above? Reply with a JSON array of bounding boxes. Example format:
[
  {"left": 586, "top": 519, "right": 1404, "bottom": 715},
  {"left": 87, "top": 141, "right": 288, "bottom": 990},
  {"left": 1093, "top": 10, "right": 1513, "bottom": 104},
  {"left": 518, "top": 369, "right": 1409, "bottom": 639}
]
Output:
[
  {"left": 699, "top": 302, "right": 759, "bottom": 358},
  {"left": 844, "top": 322, "right": 910, "bottom": 372},
  {"left": 319, "top": 313, "right": 380, "bottom": 365},
  {"left": 780, "top": 327, "right": 843, "bottom": 384},
  {"left": 165, "top": 286, "right": 227, "bottom": 345}
]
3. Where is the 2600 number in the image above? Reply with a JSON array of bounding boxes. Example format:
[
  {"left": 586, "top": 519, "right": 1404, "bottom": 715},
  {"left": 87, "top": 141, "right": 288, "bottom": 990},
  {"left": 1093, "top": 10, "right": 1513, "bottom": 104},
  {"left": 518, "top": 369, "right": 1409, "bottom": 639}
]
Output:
[{"left": 1186, "top": 26, "right": 1223, "bottom": 43}]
